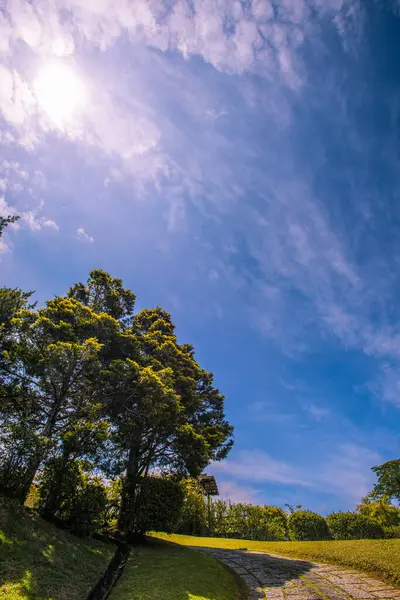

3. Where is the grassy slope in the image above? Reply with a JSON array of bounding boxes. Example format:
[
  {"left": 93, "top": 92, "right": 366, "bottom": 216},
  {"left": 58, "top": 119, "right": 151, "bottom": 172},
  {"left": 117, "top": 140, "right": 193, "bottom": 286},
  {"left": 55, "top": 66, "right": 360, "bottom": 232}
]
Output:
[
  {"left": 154, "top": 533, "right": 400, "bottom": 587},
  {"left": 0, "top": 497, "right": 112, "bottom": 600},
  {"left": 111, "top": 538, "right": 246, "bottom": 600}
]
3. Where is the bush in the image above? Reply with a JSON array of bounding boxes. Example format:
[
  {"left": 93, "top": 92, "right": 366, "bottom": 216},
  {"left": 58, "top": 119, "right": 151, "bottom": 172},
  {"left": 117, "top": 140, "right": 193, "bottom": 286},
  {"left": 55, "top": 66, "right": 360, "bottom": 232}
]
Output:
[
  {"left": 263, "top": 506, "right": 288, "bottom": 540},
  {"left": 132, "top": 476, "right": 184, "bottom": 536},
  {"left": 383, "top": 525, "right": 400, "bottom": 539},
  {"left": 38, "top": 457, "right": 107, "bottom": 536},
  {"left": 357, "top": 502, "right": 400, "bottom": 527},
  {"left": 327, "top": 511, "right": 384, "bottom": 540},
  {"left": 68, "top": 477, "right": 108, "bottom": 536},
  {"left": 0, "top": 423, "right": 44, "bottom": 501},
  {"left": 177, "top": 478, "right": 207, "bottom": 535},
  {"left": 289, "top": 510, "right": 329, "bottom": 541}
]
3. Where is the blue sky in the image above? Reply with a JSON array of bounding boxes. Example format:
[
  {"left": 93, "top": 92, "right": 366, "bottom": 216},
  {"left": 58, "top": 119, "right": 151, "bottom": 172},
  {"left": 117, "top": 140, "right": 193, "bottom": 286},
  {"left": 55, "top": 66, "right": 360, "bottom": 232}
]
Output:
[{"left": 1, "top": 0, "right": 400, "bottom": 514}]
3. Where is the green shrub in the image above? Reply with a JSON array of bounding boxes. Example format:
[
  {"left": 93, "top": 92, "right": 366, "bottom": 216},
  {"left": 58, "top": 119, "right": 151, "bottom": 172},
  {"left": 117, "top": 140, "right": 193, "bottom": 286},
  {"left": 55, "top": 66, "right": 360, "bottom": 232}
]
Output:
[
  {"left": 383, "top": 525, "right": 400, "bottom": 539},
  {"left": 357, "top": 502, "right": 400, "bottom": 527},
  {"left": 327, "top": 511, "right": 384, "bottom": 540},
  {"left": 0, "top": 423, "right": 44, "bottom": 501},
  {"left": 132, "top": 476, "right": 184, "bottom": 536},
  {"left": 38, "top": 457, "right": 107, "bottom": 536},
  {"left": 263, "top": 506, "right": 288, "bottom": 540},
  {"left": 289, "top": 510, "right": 329, "bottom": 541},
  {"left": 177, "top": 477, "right": 207, "bottom": 535}
]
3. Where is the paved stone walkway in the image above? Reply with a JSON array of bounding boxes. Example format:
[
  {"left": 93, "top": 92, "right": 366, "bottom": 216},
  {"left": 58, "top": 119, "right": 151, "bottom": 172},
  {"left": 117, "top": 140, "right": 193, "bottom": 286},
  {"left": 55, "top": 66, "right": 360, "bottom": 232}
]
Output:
[{"left": 191, "top": 547, "right": 400, "bottom": 600}]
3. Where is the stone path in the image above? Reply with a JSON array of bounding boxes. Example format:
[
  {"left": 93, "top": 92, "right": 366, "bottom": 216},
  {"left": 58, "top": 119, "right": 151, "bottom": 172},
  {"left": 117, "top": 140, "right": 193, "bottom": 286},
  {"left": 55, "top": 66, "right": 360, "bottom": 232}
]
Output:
[{"left": 191, "top": 547, "right": 400, "bottom": 600}]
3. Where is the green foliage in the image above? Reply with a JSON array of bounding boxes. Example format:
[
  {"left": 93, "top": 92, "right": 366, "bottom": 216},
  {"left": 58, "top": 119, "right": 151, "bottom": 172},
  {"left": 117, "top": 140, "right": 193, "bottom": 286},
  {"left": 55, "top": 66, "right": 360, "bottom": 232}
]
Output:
[
  {"left": 357, "top": 501, "right": 400, "bottom": 527},
  {"left": 177, "top": 487, "right": 288, "bottom": 541},
  {"left": 263, "top": 506, "right": 288, "bottom": 538},
  {"left": 0, "top": 269, "right": 233, "bottom": 540},
  {"left": 102, "top": 305, "right": 233, "bottom": 535},
  {"left": 0, "top": 495, "right": 112, "bottom": 600},
  {"left": 104, "top": 477, "right": 124, "bottom": 523},
  {"left": 383, "top": 525, "right": 400, "bottom": 539},
  {"left": 178, "top": 477, "right": 207, "bottom": 535},
  {"left": 38, "top": 457, "right": 107, "bottom": 536},
  {"left": 68, "top": 269, "right": 136, "bottom": 327},
  {"left": 327, "top": 511, "right": 384, "bottom": 540},
  {"left": 0, "top": 214, "right": 19, "bottom": 238},
  {"left": 25, "top": 483, "right": 40, "bottom": 509},
  {"left": 132, "top": 476, "right": 184, "bottom": 536},
  {"left": 210, "top": 502, "right": 287, "bottom": 541},
  {"left": 368, "top": 460, "right": 400, "bottom": 503},
  {"left": 288, "top": 510, "right": 329, "bottom": 541},
  {"left": 285, "top": 503, "right": 303, "bottom": 514},
  {"left": 0, "top": 422, "right": 45, "bottom": 500}
]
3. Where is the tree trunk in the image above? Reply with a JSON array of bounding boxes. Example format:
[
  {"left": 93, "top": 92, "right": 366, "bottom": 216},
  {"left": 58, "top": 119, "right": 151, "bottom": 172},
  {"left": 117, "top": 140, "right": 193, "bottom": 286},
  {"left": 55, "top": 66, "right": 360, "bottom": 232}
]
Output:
[
  {"left": 117, "top": 446, "right": 139, "bottom": 536},
  {"left": 19, "top": 453, "right": 43, "bottom": 504},
  {"left": 41, "top": 450, "right": 71, "bottom": 519},
  {"left": 19, "top": 396, "right": 63, "bottom": 504}
]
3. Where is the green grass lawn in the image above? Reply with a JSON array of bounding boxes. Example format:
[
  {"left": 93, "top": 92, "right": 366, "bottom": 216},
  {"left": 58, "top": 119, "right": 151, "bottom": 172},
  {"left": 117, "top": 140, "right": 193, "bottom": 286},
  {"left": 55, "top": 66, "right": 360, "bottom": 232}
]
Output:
[
  {"left": 111, "top": 538, "right": 246, "bottom": 600},
  {"left": 154, "top": 533, "right": 400, "bottom": 587},
  {"left": 0, "top": 497, "right": 112, "bottom": 600},
  {"left": 0, "top": 497, "right": 245, "bottom": 600}
]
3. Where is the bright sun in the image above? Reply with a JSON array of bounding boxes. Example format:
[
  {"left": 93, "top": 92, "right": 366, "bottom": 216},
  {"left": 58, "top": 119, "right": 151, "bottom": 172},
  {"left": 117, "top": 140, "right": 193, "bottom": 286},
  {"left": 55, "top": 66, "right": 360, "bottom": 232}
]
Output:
[{"left": 34, "top": 63, "right": 88, "bottom": 126}]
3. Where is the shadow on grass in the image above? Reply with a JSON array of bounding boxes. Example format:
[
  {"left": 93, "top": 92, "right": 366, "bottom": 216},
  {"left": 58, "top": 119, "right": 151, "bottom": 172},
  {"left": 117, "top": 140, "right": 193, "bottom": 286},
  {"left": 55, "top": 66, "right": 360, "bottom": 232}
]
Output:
[
  {"left": 0, "top": 497, "right": 112, "bottom": 600},
  {"left": 110, "top": 537, "right": 315, "bottom": 600}
]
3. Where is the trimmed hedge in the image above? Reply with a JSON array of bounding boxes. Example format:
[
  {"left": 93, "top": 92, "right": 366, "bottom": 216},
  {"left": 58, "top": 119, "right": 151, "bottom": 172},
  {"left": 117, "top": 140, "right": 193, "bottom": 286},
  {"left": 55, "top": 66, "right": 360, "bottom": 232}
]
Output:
[
  {"left": 327, "top": 511, "right": 384, "bottom": 540},
  {"left": 382, "top": 525, "right": 400, "bottom": 539},
  {"left": 132, "top": 476, "right": 184, "bottom": 536},
  {"left": 289, "top": 510, "right": 329, "bottom": 541}
]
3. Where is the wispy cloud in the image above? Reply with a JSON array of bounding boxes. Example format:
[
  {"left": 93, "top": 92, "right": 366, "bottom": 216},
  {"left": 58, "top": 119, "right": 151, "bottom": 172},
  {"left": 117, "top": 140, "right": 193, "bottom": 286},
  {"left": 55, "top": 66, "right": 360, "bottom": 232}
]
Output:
[
  {"left": 212, "top": 450, "right": 314, "bottom": 488},
  {"left": 212, "top": 443, "right": 380, "bottom": 508},
  {"left": 0, "top": 196, "right": 58, "bottom": 237},
  {"left": 217, "top": 480, "right": 260, "bottom": 504},
  {"left": 0, "top": 0, "right": 397, "bottom": 514},
  {"left": 76, "top": 227, "right": 94, "bottom": 243},
  {"left": 303, "top": 404, "right": 331, "bottom": 422}
]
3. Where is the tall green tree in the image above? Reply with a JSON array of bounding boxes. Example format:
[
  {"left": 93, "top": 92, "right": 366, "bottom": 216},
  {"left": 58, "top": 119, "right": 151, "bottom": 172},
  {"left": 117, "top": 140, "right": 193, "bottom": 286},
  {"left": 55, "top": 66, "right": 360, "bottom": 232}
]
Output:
[
  {"left": 357, "top": 500, "right": 400, "bottom": 527},
  {"left": 1, "top": 296, "right": 128, "bottom": 500},
  {"left": 100, "top": 307, "right": 233, "bottom": 536},
  {"left": 366, "top": 459, "right": 400, "bottom": 503},
  {"left": 68, "top": 270, "right": 136, "bottom": 328}
]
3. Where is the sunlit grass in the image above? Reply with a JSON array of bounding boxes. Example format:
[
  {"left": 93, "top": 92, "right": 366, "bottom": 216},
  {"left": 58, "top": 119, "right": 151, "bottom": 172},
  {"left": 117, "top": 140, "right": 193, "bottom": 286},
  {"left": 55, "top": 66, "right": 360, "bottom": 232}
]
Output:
[
  {"left": 153, "top": 533, "right": 400, "bottom": 587},
  {"left": 111, "top": 538, "right": 246, "bottom": 600},
  {"left": 0, "top": 497, "right": 112, "bottom": 599}
]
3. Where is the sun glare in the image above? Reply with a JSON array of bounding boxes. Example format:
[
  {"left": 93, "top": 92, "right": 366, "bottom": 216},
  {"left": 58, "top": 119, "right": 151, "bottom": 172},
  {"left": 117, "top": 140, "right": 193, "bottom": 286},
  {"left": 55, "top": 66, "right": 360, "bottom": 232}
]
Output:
[{"left": 34, "top": 63, "right": 88, "bottom": 127}]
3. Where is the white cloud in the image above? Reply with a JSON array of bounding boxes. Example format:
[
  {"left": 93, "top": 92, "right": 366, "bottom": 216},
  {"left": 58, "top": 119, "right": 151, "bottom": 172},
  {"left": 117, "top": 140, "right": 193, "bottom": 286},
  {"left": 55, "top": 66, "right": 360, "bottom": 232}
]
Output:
[
  {"left": 0, "top": 65, "right": 36, "bottom": 127},
  {"left": 212, "top": 443, "right": 380, "bottom": 507},
  {"left": 22, "top": 212, "right": 59, "bottom": 232},
  {"left": 217, "top": 480, "right": 260, "bottom": 504},
  {"left": 304, "top": 404, "right": 331, "bottom": 421},
  {"left": 212, "top": 450, "right": 314, "bottom": 487},
  {"left": 76, "top": 227, "right": 94, "bottom": 243},
  {"left": 52, "top": 0, "right": 357, "bottom": 79},
  {"left": 0, "top": 0, "right": 362, "bottom": 157},
  {"left": 0, "top": 0, "right": 396, "bottom": 406},
  {"left": 249, "top": 401, "right": 298, "bottom": 426},
  {"left": 38, "top": 217, "right": 58, "bottom": 231},
  {"left": 0, "top": 239, "right": 10, "bottom": 254},
  {"left": 317, "top": 444, "right": 380, "bottom": 504},
  {"left": 369, "top": 365, "right": 400, "bottom": 407},
  {"left": 0, "top": 195, "right": 58, "bottom": 238}
]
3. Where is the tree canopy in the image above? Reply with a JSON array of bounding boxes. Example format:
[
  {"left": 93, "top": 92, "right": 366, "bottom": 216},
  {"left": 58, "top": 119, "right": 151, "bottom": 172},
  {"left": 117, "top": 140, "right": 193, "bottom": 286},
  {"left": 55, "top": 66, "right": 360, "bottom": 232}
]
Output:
[
  {"left": 367, "top": 459, "right": 400, "bottom": 504},
  {"left": 0, "top": 269, "right": 234, "bottom": 538}
]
